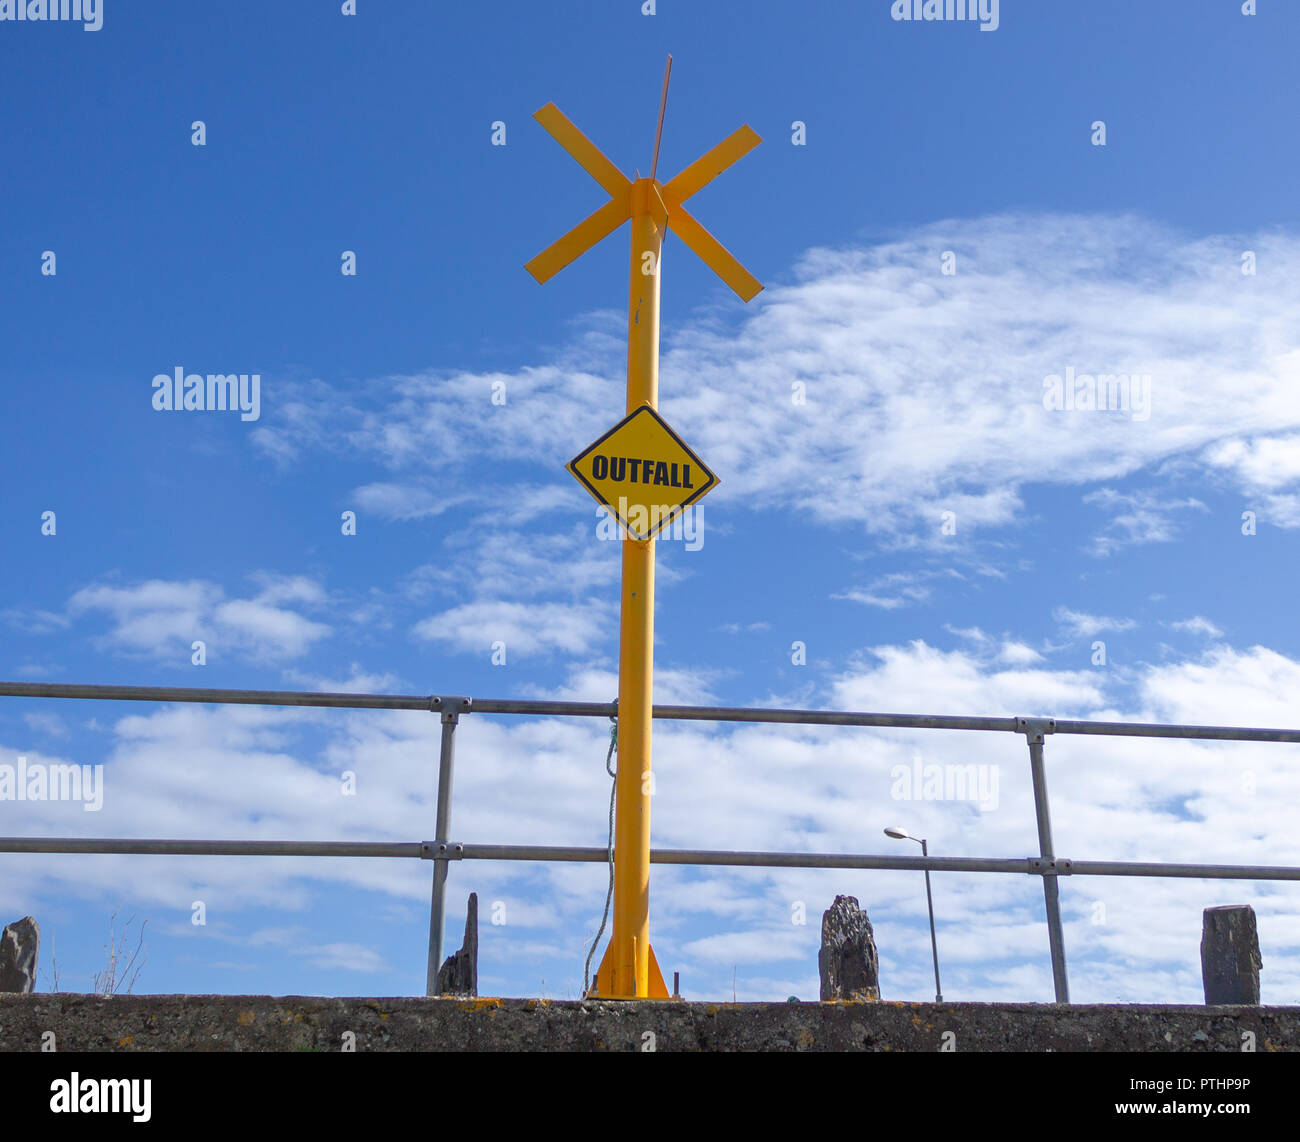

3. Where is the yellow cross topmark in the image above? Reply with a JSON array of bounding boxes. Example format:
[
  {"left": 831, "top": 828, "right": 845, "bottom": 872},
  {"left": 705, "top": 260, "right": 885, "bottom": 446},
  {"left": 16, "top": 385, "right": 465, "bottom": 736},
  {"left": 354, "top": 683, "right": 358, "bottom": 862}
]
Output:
[{"left": 525, "top": 103, "right": 762, "bottom": 302}]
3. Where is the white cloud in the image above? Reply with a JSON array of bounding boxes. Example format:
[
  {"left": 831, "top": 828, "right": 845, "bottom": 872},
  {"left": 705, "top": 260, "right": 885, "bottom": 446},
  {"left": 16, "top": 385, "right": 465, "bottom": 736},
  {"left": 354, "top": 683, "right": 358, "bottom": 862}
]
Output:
[
  {"left": 252, "top": 214, "right": 1300, "bottom": 538},
  {"left": 66, "top": 576, "right": 332, "bottom": 661},
  {"left": 22, "top": 712, "right": 70, "bottom": 738},
  {"left": 526, "top": 664, "right": 721, "bottom": 707},
  {"left": 1052, "top": 607, "right": 1138, "bottom": 640},
  {"left": 1205, "top": 433, "right": 1300, "bottom": 491},
  {"left": 247, "top": 575, "right": 328, "bottom": 608},
  {"left": 412, "top": 599, "right": 614, "bottom": 658},
  {"left": 212, "top": 600, "right": 330, "bottom": 660},
  {"left": 717, "top": 621, "right": 772, "bottom": 634},
  {"left": 1082, "top": 488, "right": 1208, "bottom": 556},
  {"left": 68, "top": 579, "right": 223, "bottom": 655},
  {"left": 1203, "top": 435, "right": 1300, "bottom": 527},
  {"left": 832, "top": 639, "right": 1106, "bottom": 716},
  {"left": 352, "top": 483, "right": 472, "bottom": 521},
  {"left": 1137, "top": 644, "right": 1300, "bottom": 730},
  {"left": 945, "top": 625, "right": 991, "bottom": 644},
  {"left": 1167, "top": 616, "right": 1223, "bottom": 638},
  {"left": 238, "top": 926, "right": 388, "bottom": 973},
  {"left": 681, "top": 928, "right": 809, "bottom": 965},
  {"left": 1, "top": 608, "right": 71, "bottom": 635},
  {"left": 836, "top": 569, "right": 961, "bottom": 610},
  {"left": 304, "top": 943, "right": 388, "bottom": 973},
  {"left": 998, "top": 641, "right": 1044, "bottom": 666},
  {"left": 408, "top": 528, "right": 619, "bottom": 602},
  {"left": 283, "top": 665, "right": 401, "bottom": 694},
  {"left": 836, "top": 591, "right": 915, "bottom": 610}
]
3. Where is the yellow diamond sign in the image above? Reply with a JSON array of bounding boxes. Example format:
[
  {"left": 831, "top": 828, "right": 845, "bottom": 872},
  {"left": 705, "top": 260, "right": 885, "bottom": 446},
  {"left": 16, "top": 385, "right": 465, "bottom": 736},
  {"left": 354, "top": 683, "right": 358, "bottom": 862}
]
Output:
[{"left": 567, "top": 405, "right": 718, "bottom": 541}]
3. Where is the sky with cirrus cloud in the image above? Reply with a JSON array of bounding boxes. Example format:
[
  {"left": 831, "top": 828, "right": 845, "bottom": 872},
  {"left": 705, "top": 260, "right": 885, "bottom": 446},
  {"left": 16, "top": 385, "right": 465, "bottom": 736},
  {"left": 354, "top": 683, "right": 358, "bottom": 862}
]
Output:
[{"left": 3, "top": 1, "right": 1300, "bottom": 1004}]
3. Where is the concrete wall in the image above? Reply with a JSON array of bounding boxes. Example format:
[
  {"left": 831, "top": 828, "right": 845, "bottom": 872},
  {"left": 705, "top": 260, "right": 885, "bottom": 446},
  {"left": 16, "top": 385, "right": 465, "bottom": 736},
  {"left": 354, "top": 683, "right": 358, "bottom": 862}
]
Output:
[{"left": 1, "top": 995, "right": 1297, "bottom": 1051}]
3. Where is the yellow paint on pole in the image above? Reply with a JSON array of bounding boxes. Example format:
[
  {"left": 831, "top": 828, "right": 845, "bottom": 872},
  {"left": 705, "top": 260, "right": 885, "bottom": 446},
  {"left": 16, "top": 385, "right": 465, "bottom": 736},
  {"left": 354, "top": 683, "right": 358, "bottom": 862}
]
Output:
[
  {"left": 608, "top": 181, "right": 662, "bottom": 999},
  {"left": 526, "top": 66, "right": 761, "bottom": 999}
]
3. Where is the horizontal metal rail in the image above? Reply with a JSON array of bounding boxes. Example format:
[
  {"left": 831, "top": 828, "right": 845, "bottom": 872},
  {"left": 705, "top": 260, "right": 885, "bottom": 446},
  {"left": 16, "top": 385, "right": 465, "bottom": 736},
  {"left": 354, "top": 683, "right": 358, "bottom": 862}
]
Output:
[
  {"left": 2, "top": 837, "right": 1298, "bottom": 882},
  {"left": 0, "top": 838, "right": 421, "bottom": 858},
  {"left": 6, "top": 679, "right": 1300, "bottom": 1002},
  {"left": 3, "top": 680, "right": 1300, "bottom": 741},
  {"left": 451, "top": 846, "right": 1300, "bottom": 880},
  {"left": 1065, "top": 859, "right": 1300, "bottom": 880}
]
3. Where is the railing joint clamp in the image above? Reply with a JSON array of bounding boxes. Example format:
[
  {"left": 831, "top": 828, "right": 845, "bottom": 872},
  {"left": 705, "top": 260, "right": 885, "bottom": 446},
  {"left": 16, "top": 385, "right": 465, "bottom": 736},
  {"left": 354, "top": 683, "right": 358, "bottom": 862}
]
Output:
[
  {"left": 1017, "top": 717, "right": 1056, "bottom": 745},
  {"left": 431, "top": 695, "right": 472, "bottom": 723}
]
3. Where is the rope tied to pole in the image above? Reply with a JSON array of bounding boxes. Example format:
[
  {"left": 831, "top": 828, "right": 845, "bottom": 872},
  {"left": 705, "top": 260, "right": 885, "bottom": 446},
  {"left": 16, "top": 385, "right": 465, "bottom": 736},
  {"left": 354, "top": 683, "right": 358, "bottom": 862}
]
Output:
[{"left": 582, "top": 715, "right": 618, "bottom": 997}]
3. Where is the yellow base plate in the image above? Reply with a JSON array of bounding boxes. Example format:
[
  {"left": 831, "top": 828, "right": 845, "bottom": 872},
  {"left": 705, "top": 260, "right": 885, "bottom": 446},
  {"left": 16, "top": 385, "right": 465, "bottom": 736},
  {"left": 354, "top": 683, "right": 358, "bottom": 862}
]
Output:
[{"left": 587, "top": 942, "right": 674, "bottom": 999}]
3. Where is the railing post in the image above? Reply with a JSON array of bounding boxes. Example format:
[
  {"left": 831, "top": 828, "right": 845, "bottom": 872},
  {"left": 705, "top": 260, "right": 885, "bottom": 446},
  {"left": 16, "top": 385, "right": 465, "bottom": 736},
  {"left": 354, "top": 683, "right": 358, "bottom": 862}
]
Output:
[
  {"left": 426, "top": 697, "right": 469, "bottom": 996},
  {"left": 1018, "top": 717, "right": 1069, "bottom": 1003}
]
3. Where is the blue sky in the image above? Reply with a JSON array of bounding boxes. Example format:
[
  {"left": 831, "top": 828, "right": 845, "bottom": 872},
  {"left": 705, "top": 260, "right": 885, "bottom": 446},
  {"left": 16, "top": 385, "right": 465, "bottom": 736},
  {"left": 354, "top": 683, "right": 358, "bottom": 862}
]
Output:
[{"left": 4, "top": 0, "right": 1300, "bottom": 1004}]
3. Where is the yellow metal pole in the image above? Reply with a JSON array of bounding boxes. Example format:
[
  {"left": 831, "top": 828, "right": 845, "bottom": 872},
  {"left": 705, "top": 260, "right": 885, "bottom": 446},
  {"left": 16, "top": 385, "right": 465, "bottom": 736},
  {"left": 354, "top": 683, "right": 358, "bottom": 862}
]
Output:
[
  {"left": 524, "top": 89, "right": 760, "bottom": 1000},
  {"left": 606, "top": 179, "right": 665, "bottom": 998}
]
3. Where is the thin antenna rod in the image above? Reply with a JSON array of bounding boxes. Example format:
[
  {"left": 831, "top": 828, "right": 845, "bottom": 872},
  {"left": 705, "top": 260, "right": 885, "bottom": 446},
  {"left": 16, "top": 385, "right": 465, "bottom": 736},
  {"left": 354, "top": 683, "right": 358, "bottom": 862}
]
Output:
[{"left": 650, "top": 54, "right": 673, "bottom": 182}]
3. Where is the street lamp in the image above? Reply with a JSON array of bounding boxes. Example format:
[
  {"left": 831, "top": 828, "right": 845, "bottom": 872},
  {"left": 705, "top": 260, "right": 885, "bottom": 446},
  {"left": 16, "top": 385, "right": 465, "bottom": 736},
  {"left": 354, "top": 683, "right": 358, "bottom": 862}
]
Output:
[{"left": 885, "top": 826, "right": 943, "bottom": 1002}]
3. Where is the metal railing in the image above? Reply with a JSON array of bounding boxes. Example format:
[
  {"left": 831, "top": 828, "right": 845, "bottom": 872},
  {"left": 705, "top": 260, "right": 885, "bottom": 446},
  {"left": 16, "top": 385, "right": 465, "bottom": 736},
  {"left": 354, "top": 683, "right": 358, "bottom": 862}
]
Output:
[{"left": 3, "top": 679, "right": 1299, "bottom": 1002}]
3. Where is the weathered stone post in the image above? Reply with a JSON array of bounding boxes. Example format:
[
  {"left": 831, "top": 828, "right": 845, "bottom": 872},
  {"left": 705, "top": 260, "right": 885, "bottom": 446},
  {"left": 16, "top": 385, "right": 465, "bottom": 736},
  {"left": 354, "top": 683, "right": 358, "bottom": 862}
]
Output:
[
  {"left": 0, "top": 916, "right": 40, "bottom": 993},
  {"left": 1201, "top": 905, "right": 1261, "bottom": 1005},
  {"left": 819, "top": 895, "right": 880, "bottom": 1001},
  {"left": 436, "top": 893, "right": 478, "bottom": 997}
]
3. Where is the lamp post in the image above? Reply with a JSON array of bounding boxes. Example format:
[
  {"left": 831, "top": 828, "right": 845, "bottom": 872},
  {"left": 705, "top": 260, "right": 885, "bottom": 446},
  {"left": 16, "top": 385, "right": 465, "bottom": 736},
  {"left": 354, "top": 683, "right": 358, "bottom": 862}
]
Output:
[{"left": 885, "top": 826, "right": 943, "bottom": 1002}]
